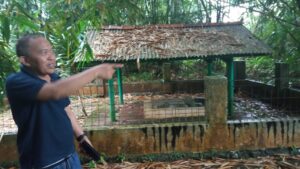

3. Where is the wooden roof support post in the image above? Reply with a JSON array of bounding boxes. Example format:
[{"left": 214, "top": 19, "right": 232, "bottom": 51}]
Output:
[
  {"left": 108, "top": 79, "right": 116, "bottom": 122},
  {"left": 225, "top": 57, "right": 235, "bottom": 118},
  {"left": 162, "top": 62, "right": 171, "bottom": 82},
  {"left": 117, "top": 68, "right": 124, "bottom": 104}
]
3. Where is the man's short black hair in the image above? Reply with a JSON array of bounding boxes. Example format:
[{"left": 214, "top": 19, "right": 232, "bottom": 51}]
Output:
[{"left": 16, "top": 33, "right": 45, "bottom": 57}]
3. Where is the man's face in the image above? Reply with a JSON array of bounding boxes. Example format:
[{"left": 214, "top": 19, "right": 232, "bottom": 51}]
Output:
[{"left": 25, "top": 37, "right": 56, "bottom": 76}]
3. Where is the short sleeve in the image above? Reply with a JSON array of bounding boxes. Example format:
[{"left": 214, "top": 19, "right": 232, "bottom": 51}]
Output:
[
  {"left": 51, "top": 73, "right": 71, "bottom": 107},
  {"left": 6, "top": 74, "right": 45, "bottom": 102},
  {"left": 62, "top": 97, "right": 71, "bottom": 107}
]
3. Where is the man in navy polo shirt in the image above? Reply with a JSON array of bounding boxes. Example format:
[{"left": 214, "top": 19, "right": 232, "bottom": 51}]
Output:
[{"left": 5, "top": 33, "right": 122, "bottom": 169}]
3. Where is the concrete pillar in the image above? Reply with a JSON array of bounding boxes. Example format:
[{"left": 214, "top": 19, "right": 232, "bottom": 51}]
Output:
[
  {"left": 234, "top": 61, "right": 246, "bottom": 80},
  {"left": 204, "top": 76, "right": 228, "bottom": 124},
  {"left": 162, "top": 63, "right": 171, "bottom": 82},
  {"left": 275, "top": 62, "right": 289, "bottom": 90}
]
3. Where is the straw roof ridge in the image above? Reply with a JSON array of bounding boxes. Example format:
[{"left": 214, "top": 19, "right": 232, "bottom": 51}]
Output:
[{"left": 101, "top": 21, "right": 243, "bottom": 30}]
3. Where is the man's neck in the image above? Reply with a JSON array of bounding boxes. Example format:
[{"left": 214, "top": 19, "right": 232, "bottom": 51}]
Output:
[
  {"left": 38, "top": 74, "right": 51, "bottom": 82},
  {"left": 21, "top": 65, "right": 51, "bottom": 82}
]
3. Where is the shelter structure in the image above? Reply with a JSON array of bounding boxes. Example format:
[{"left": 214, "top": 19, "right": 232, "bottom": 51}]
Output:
[{"left": 86, "top": 21, "right": 272, "bottom": 120}]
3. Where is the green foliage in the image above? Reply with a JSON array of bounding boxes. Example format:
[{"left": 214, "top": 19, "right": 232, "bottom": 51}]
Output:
[
  {"left": 290, "top": 145, "right": 298, "bottom": 155},
  {"left": 122, "top": 61, "right": 162, "bottom": 82},
  {"left": 0, "top": 0, "right": 142, "bottom": 104},
  {"left": 122, "top": 59, "right": 224, "bottom": 82},
  {"left": 246, "top": 57, "right": 275, "bottom": 84},
  {"left": 87, "top": 160, "right": 96, "bottom": 168},
  {"left": 0, "top": 0, "right": 233, "bottom": 102},
  {"left": 173, "top": 60, "right": 205, "bottom": 80},
  {"left": 1, "top": 0, "right": 299, "bottom": 106},
  {"left": 124, "top": 72, "right": 157, "bottom": 82},
  {"left": 232, "top": 0, "right": 300, "bottom": 83},
  {"left": 98, "top": 153, "right": 107, "bottom": 165},
  {"left": 136, "top": 0, "right": 230, "bottom": 24},
  {"left": 116, "top": 153, "right": 126, "bottom": 163}
]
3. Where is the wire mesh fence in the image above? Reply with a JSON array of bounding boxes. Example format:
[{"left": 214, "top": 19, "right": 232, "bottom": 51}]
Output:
[
  {"left": 0, "top": 108, "right": 16, "bottom": 134},
  {"left": 70, "top": 92, "right": 206, "bottom": 130},
  {"left": 64, "top": 76, "right": 300, "bottom": 130},
  {"left": 235, "top": 78, "right": 300, "bottom": 120},
  {"left": 1, "top": 62, "right": 299, "bottom": 134}
]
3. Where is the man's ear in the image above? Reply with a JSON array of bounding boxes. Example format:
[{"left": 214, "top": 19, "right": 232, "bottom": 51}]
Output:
[{"left": 19, "top": 56, "right": 31, "bottom": 67}]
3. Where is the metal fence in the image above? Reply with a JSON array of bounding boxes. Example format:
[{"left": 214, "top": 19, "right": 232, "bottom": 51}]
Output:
[
  {"left": 1, "top": 62, "right": 299, "bottom": 134},
  {"left": 236, "top": 80, "right": 299, "bottom": 119},
  {"left": 1, "top": 81, "right": 299, "bottom": 134},
  {"left": 70, "top": 92, "right": 206, "bottom": 130}
]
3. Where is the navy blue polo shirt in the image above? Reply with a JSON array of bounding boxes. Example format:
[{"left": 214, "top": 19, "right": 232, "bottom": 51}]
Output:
[{"left": 5, "top": 66, "right": 75, "bottom": 168}]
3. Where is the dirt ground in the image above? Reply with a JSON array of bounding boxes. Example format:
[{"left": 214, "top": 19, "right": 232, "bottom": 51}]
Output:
[
  {"left": 81, "top": 155, "right": 300, "bottom": 169},
  {"left": 1, "top": 154, "right": 299, "bottom": 168}
]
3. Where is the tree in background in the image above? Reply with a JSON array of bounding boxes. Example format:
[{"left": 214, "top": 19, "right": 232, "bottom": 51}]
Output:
[
  {"left": 0, "top": 0, "right": 143, "bottom": 106},
  {"left": 231, "top": 0, "right": 300, "bottom": 84},
  {"left": 1, "top": 0, "right": 299, "bottom": 106},
  {"left": 0, "top": 0, "right": 232, "bottom": 106}
]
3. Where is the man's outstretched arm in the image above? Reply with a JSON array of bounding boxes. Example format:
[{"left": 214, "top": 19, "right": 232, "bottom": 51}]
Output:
[{"left": 37, "top": 64, "right": 122, "bottom": 101}]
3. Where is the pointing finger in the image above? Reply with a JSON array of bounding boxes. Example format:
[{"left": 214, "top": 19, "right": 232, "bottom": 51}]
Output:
[{"left": 113, "top": 64, "right": 123, "bottom": 69}]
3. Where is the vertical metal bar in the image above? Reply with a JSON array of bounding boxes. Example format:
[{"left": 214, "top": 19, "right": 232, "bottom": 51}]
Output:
[
  {"left": 117, "top": 68, "right": 124, "bottom": 104},
  {"left": 207, "top": 59, "right": 213, "bottom": 76},
  {"left": 226, "top": 58, "right": 234, "bottom": 118},
  {"left": 108, "top": 79, "right": 116, "bottom": 122}
]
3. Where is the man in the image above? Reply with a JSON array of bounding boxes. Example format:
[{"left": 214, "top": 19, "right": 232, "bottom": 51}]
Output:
[{"left": 5, "top": 33, "right": 122, "bottom": 169}]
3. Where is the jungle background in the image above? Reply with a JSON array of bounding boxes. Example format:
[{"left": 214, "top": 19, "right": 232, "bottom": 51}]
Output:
[{"left": 0, "top": 0, "right": 299, "bottom": 109}]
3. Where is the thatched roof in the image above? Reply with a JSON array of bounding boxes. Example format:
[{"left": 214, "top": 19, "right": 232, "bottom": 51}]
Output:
[{"left": 86, "top": 22, "right": 272, "bottom": 62}]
